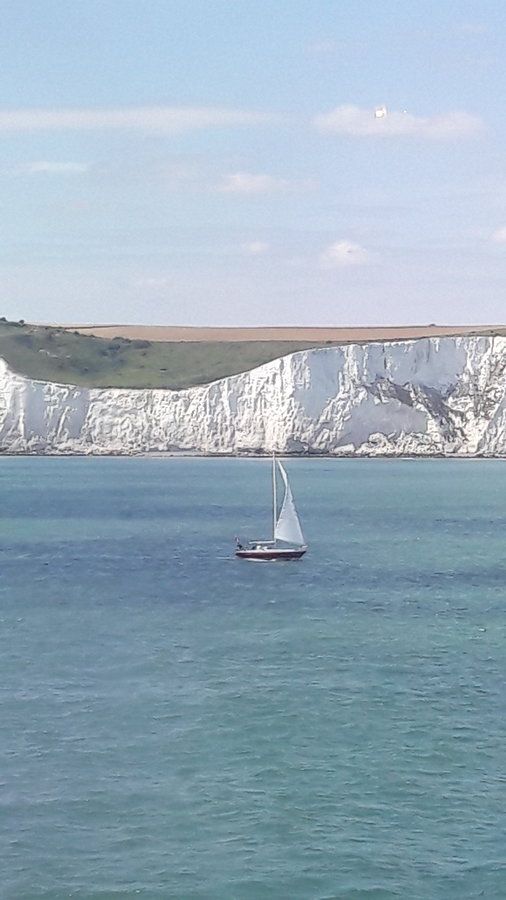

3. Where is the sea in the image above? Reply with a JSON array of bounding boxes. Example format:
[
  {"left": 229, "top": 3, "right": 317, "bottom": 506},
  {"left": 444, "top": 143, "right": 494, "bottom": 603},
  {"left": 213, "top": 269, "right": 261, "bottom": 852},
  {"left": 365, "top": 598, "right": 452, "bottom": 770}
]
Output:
[{"left": 1, "top": 457, "right": 505, "bottom": 900}]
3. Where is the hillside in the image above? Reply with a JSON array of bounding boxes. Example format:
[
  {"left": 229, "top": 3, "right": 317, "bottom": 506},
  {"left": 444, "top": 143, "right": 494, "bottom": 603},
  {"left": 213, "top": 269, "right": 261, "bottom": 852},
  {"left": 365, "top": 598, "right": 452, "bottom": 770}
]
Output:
[
  {"left": 0, "top": 319, "right": 325, "bottom": 389},
  {"left": 2, "top": 319, "right": 506, "bottom": 390}
]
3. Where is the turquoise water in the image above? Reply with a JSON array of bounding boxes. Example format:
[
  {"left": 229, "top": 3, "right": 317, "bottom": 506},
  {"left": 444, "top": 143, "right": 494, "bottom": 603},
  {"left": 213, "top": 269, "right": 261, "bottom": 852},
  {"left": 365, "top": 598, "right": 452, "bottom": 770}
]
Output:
[{"left": 1, "top": 457, "right": 506, "bottom": 899}]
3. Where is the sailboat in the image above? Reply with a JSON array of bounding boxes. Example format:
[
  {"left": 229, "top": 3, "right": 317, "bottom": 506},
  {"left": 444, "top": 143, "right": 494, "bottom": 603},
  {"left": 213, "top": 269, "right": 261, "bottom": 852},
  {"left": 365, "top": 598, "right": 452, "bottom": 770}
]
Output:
[{"left": 235, "top": 455, "right": 307, "bottom": 561}]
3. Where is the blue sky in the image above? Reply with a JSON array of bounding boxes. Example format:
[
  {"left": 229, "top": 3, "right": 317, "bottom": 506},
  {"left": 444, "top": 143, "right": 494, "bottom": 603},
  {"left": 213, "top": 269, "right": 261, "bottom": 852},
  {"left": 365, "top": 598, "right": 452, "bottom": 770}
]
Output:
[{"left": 1, "top": 0, "right": 506, "bottom": 325}]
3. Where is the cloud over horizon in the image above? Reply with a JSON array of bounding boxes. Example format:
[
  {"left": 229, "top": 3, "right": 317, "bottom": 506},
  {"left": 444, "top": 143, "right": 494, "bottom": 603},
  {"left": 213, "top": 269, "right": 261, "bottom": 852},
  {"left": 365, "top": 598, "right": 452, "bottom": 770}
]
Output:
[
  {"left": 320, "top": 240, "right": 369, "bottom": 268},
  {"left": 242, "top": 241, "right": 270, "bottom": 255},
  {"left": 491, "top": 226, "right": 506, "bottom": 244},
  {"left": 219, "top": 172, "right": 290, "bottom": 194},
  {"left": 314, "top": 105, "right": 483, "bottom": 139}
]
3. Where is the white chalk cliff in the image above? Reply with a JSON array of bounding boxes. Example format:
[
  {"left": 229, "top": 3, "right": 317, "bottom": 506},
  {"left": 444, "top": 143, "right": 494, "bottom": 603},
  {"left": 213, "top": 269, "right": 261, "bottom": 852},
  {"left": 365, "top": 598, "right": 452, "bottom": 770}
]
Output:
[{"left": 2, "top": 335, "right": 506, "bottom": 455}]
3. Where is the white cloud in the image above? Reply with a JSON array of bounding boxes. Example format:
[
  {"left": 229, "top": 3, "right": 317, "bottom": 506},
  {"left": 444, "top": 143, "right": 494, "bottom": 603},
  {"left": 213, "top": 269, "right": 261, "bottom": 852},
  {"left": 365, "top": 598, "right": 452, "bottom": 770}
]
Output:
[
  {"left": 306, "top": 39, "right": 338, "bottom": 55},
  {"left": 136, "top": 277, "right": 171, "bottom": 289},
  {"left": 220, "top": 172, "right": 289, "bottom": 194},
  {"left": 491, "top": 227, "right": 506, "bottom": 244},
  {"left": 12, "top": 161, "right": 89, "bottom": 174},
  {"left": 314, "top": 105, "right": 483, "bottom": 139},
  {"left": 457, "top": 22, "right": 488, "bottom": 35},
  {"left": 320, "top": 240, "right": 369, "bottom": 268},
  {"left": 242, "top": 241, "right": 270, "bottom": 255},
  {"left": 0, "top": 106, "right": 275, "bottom": 133}
]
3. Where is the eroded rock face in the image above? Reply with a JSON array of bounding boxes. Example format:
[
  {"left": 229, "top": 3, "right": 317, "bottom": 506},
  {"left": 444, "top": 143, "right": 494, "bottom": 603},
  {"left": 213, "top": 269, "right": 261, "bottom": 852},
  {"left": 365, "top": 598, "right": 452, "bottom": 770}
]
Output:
[{"left": 2, "top": 335, "right": 506, "bottom": 455}]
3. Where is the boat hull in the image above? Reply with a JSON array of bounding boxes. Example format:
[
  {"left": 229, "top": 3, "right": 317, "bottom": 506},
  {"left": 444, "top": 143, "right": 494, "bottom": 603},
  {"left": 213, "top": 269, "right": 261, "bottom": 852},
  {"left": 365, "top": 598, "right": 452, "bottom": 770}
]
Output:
[{"left": 235, "top": 547, "right": 307, "bottom": 561}]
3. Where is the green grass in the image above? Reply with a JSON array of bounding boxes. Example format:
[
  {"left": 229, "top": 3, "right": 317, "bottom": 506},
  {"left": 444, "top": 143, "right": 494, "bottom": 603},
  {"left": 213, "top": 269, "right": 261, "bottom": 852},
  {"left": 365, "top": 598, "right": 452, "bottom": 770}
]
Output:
[
  {"left": 3, "top": 319, "right": 503, "bottom": 391},
  {"left": 0, "top": 320, "right": 329, "bottom": 389}
]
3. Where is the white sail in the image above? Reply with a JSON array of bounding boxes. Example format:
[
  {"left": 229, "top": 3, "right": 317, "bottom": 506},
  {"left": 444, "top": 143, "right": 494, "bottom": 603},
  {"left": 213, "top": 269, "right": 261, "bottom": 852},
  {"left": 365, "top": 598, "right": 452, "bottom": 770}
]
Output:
[{"left": 274, "top": 460, "right": 305, "bottom": 546}]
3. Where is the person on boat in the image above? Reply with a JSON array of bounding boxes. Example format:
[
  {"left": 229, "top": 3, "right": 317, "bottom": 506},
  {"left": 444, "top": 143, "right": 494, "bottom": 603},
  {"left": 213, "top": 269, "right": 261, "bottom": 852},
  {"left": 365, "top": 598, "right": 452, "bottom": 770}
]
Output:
[{"left": 235, "top": 537, "right": 244, "bottom": 550}]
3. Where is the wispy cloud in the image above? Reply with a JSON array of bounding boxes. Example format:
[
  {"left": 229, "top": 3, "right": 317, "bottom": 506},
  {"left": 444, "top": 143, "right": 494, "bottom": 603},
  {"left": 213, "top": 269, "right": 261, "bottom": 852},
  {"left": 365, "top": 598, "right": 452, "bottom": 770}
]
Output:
[
  {"left": 491, "top": 226, "right": 506, "bottom": 244},
  {"left": 242, "top": 241, "right": 270, "bottom": 255},
  {"left": 136, "top": 276, "right": 171, "bottom": 289},
  {"left": 11, "top": 161, "right": 89, "bottom": 175},
  {"left": 0, "top": 106, "right": 276, "bottom": 133},
  {"left": 306, "top": 39, "right": 338, "bottom": 56},
  {"left": 457, "top": 22, "right": 488, "bottom": 36},
  {"left": 314, "top": 105, "right": 483, "bottom": 139},
  {"left": 219, "top": 172, "right": 289, "bottom": 194},
  {"left": 320, "top": 240, "right": 369, "bottom": 268}
]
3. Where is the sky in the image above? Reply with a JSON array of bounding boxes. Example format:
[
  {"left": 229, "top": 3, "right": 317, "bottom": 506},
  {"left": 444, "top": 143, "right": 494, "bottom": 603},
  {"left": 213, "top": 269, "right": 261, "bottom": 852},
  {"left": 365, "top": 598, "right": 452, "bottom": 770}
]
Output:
[{"left": 1, "top": 0, "right": 506, "bottom": 326}]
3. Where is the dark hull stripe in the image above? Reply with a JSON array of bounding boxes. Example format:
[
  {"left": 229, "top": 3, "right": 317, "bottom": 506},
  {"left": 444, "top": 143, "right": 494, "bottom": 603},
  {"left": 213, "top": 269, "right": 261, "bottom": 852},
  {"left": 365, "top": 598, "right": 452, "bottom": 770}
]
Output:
[{"left": 235, "top": 549, "right": 306, "bottom": 561}]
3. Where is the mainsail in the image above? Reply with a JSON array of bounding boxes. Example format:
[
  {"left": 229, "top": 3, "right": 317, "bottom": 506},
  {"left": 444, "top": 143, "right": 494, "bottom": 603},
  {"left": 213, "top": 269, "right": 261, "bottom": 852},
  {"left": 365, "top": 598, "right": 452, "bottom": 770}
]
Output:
[{"left": 274, "top": 460, "right": 305, "bottom": 546}]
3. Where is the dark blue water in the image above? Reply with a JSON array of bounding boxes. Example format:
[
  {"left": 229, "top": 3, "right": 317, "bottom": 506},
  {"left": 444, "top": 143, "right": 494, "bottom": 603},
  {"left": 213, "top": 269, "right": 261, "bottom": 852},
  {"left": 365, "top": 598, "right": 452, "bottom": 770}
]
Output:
[{"left": 1, "top": 458, "right": 505, "bottom": 899}]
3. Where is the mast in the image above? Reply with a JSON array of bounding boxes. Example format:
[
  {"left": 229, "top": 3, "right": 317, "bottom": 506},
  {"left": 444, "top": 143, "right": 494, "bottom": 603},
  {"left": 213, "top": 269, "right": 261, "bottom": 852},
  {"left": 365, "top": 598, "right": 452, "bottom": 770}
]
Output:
[{"left": 272, "top": 452, "right": 277, "bottom": 541}]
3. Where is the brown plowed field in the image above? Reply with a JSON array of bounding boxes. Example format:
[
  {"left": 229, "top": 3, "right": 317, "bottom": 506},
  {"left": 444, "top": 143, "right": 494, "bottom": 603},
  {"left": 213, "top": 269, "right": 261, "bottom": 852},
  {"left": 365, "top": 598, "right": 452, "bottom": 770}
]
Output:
[{"left": 63, "top": 324, "right": 504, "bottom": 343}]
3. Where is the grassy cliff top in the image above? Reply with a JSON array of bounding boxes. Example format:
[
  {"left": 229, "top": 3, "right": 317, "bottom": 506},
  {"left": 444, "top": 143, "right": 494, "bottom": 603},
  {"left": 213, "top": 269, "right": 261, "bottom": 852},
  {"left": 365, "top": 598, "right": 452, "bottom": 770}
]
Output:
[
  {"left": 0, "top": 319, "right": 328, "bottom": 389},
  {"left": 2, "top": 319, "right": 505, "bottom": 390}
]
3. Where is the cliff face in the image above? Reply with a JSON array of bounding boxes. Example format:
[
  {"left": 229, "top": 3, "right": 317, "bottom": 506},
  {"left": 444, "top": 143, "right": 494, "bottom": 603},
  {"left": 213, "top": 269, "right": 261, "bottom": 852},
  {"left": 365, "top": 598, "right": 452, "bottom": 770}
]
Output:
[{"left": 2, "top": 335, "right": 506, "bottom": 456}]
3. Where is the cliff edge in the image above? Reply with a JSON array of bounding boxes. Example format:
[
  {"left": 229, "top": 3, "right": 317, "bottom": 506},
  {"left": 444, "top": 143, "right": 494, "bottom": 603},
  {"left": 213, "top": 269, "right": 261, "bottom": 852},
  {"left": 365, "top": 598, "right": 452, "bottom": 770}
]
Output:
[{"left": 2, "top": 335, "right": 506, "bottom": 456}]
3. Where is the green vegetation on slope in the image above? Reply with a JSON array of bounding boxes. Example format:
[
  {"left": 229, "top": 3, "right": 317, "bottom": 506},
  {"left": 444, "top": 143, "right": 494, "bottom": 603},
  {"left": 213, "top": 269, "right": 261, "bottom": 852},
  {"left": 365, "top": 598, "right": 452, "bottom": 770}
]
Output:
[{"left": 0, "top": 319, "right": 327, "bottom": 389}]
